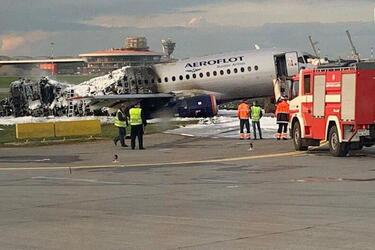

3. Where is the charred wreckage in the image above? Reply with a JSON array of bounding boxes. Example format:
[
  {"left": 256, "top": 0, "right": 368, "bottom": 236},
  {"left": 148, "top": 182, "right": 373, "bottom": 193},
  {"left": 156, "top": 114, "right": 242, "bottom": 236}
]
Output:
[{"left": 0, "top": 66, "right": 218, "bottom": 118}]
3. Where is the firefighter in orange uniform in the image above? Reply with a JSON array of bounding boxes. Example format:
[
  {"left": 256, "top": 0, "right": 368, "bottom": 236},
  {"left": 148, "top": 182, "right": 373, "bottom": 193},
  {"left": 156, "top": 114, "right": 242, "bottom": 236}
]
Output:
[
  {"left": 237, "top": 99, "right": 251, "bottom": 139},
  {"left": 275, "top": 97, "right": 290, "bottom": 140}
]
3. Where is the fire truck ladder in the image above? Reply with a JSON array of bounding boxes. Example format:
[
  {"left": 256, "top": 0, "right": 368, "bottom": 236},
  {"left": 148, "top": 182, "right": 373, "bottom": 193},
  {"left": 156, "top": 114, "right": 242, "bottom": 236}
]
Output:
[{"left": 67, "top": 89, "right": 75, "bottom": 117}]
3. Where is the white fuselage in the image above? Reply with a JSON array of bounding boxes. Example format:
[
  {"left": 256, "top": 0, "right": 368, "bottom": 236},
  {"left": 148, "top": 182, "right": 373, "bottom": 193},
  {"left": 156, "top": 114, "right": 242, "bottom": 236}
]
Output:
[{"left": 153, "top": 48, "right": 285, "bottom": 102}]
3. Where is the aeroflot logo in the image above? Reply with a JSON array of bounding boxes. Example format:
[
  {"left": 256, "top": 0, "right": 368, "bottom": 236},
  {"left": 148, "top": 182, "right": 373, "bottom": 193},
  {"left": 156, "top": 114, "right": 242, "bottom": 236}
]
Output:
[{"left": 184, "top": 56, "right": 244, "bottom": 72}]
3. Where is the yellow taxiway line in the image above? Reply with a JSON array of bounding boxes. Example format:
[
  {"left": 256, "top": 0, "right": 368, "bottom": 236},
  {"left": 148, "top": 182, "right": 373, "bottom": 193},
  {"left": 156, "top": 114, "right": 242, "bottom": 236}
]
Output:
[{"left": 0, "top": 151, "right": 304, "bottom": 171}]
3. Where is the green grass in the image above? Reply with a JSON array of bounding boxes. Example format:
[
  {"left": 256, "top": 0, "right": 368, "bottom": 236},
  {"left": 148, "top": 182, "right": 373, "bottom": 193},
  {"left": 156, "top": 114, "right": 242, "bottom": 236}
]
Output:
[
  {"left": 0, "top": 75, "right": 97, "bottom": 88},
  {"left": 0, "top": 77, "right": 19, "bottom": 88},
  {"left": 0, "top": 93, "right": 8, "bottom": 99},
  {"left": 0, "top": 125, "right": 16, "bottom": 144},
  {"left": 0, "top": 120, "right": 197, "bottom": 146}
]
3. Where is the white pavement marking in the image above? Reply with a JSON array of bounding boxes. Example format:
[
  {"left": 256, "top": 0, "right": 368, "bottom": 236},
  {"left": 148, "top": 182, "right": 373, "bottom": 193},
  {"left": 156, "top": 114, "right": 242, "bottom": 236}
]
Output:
[
  {"left": 204, "top": 179, "right": 238, "bottom": 183},
  {"left": 0, "top": 158, "right": 51, "bottom": 162},
  {"left": 0, "top": 151, "right": 304, "bottom": 171},
  {"left": 31, "top": 176, "right": 122, "bottom": 184},
  {"left": 179, "top": 133, "right": 195, "bottom": 137}
]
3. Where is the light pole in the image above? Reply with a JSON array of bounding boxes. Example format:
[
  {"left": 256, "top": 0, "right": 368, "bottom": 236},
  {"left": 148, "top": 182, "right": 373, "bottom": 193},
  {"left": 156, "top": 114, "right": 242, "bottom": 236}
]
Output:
[
  {"left": 50, "top": 42, "right": 55, "bottom": 76},
  {"left": 50, "top": 42, "right": 54, "bottom": 59}
]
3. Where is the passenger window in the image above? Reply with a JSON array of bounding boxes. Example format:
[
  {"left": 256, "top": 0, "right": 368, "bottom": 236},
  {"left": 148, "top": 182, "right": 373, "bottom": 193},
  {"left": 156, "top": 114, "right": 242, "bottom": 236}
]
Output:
[
  {"left": 158, "top": 78, "right": 161, "bottom": 83},
  {"left": 179, "top": 75, "right": 183, "bottom": 80},
  {"left": 220, "top": 70, "right": 224, "bottom": 75},
  {"left": 164, "top": 77, "right": 168, "bottom": 83},
  {"left": 144, "top": 79, "right": 148, "bottom": 85},
  {"left": 247, "top": 66, "right": 251, "bottom": 72},
  {"left": 206, "top": 72, "right": 210, "bottom": 77},
  {"left": 254, "top": 65, "right": 259, "bottom": 71},
  {"left": 227, "top": 69, "right": 231, "bottom": 74},
  {"left": 240, "top": 67, "right": 245, "bottom": 72},
  {"left": 199, "top": 73, "right": 204, "bottom": 78},
  {"left": 213, "top": 71, "right": 217, "bottom": 76},
  {"left": 186, "top": 74, "right": 190, "bottom": 80},
  {"left": 192, "top": 73, "right": 197, "bottom": 79},
  {"left": 172, "top": 76, "right": 176, "bottom": 82},
  {"left": 303, "top": 75, "right": 311, "bottom": 94},
  {"left": 151, "top": 78, "right": 155, "bottom": 84},
  {"left": 234, "top": 68, "right": 238, "bottom": 73}
]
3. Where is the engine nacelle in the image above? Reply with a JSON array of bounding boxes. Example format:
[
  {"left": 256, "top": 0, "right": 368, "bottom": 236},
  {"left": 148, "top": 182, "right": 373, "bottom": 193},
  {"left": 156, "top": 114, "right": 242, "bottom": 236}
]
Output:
[{"left": 176, "top": 95, "right": 218, "bottom": 117}]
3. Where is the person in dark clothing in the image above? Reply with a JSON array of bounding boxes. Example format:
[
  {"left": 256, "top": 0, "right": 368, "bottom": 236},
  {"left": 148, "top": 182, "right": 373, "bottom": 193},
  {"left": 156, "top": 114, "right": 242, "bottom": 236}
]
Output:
[
  {"left": 113, "top": 106, "right": 129, "bottom": 147},
  {"left": 129, "top": 103, "right": 147, "bottom": 150}
]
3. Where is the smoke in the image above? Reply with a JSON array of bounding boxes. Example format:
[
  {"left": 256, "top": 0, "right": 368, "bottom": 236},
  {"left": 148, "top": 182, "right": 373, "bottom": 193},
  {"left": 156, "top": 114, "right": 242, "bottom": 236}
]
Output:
[
  {"left": 0, "top": 31, "right": 51, "bottom": 52},
  {"left": 187, "top": 17, "right": 209, "bottom": 27}
]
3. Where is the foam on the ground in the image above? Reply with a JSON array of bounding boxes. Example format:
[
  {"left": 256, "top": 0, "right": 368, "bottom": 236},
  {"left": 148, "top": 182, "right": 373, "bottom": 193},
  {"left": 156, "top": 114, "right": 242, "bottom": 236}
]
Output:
[{"left": 166, "top": 110, "right": 278, "bottom": 139}]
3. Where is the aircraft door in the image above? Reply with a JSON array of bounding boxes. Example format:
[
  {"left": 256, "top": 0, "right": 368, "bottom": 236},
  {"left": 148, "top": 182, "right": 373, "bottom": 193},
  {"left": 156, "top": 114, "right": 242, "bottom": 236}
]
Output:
[
  {"left": 285, "top": 51, "right": 299, "bottom": 77},
  {"left": 274, "top": 51, "right": 299, "bottom": 79}
]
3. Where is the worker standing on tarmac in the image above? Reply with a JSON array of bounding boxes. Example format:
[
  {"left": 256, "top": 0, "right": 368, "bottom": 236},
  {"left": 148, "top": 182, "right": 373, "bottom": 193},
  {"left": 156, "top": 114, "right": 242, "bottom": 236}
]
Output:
[
  {"left": 237, "top": 99, "right": 251, "bottom": 140},
  {"left": 113, "top": 105, "right": 129, "bottom": 147},
  {"left": 275, "top": 97, "right": 290, "bottom": 140},
  {"left": 250, "top": 101, "right": 263, "bottom": 139},
  {"left": 129, "top": 103, "right": 147, "bottom": 150}
]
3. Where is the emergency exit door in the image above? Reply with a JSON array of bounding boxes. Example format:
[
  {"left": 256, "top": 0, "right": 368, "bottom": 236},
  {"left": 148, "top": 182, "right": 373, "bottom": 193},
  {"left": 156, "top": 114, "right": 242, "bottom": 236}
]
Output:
[{"left": 274, "top": 51, "right": 299, "bottom": 78}]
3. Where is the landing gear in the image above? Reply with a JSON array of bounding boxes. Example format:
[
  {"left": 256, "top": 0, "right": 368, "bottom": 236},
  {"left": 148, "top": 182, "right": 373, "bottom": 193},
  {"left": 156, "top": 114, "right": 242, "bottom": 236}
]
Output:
[
  {"left": 328, "top": 125, "right": 349, "bottom": 157},
  {"left": 292, "top": 122, "right": 308, "bottom": 151}
]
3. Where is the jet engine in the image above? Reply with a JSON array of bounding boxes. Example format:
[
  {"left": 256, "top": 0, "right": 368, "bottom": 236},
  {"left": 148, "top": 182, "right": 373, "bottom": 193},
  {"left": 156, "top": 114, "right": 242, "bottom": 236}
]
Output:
[{"left": 176, "top": 95, "right": 218, "bottom": 118}]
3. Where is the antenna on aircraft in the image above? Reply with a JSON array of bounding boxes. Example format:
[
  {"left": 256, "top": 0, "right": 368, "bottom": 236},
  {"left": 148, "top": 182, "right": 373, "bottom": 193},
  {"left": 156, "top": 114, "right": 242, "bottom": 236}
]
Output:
[
  {"left": 308, "top": 35, "right": 319, "bottom": 57},
  {"left": 345, "top": 30, "right": 360, "bottom": 62},
  {"left": 254, "top": 44, "right": 260, "bottom": 50}
]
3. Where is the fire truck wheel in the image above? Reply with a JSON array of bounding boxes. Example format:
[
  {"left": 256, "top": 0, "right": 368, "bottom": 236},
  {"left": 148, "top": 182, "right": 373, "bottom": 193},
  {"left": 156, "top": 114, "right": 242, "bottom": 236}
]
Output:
[
  {"left": 292, "top": 122, "right": 308, "bottom": 151},
  {"left": 328, "top": 125, "right": 349, "bottom": 157}
]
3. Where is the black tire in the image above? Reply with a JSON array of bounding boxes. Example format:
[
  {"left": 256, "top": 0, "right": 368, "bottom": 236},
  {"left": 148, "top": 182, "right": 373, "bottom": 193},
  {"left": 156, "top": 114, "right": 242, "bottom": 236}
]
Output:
[
  {"left": 350, "top": 142, "right": 363, "bottom": 151},
  {"left": 292, "top": 122, "right": 308, "bottom": 151},
  {"left": 328, "top": 125, "right": 349, "bottom": 157}
]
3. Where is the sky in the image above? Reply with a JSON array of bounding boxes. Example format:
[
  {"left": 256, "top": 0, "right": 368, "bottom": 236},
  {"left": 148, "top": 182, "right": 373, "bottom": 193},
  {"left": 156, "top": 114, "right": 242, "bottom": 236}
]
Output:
[{"left": 0, "top": 0, "right": 374, "bottom": 59}]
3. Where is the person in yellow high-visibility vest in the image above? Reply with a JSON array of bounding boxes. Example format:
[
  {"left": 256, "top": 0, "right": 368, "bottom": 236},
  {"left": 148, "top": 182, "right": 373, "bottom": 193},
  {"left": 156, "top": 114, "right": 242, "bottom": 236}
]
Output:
[
  {"left": 129, "top": 103, "right": 147, "bottom": 150},
  {"left": 113, "top": 105, "right": 129, "bottom": 147},
  {"left": 250, "top": 101, "right": 263, "bottom": 139}
]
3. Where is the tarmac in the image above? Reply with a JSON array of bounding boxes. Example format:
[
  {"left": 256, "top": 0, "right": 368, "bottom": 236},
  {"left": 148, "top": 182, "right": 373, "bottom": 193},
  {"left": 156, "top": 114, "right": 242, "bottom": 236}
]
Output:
[{"left": 1, "top": 133, "right": 375, "bottom": 249}]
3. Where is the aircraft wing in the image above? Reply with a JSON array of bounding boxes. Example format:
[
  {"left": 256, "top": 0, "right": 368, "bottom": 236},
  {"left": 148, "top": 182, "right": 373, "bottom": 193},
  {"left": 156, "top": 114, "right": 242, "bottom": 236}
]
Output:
[
  {"left": 72, "top": 89, "right": 222, "bottom": 110},
  {"left": 172, "top": 89, "right": 224, "bottom": 99},
  {"left": 74, "top": 93, "right": 175, "bottom": 108}
]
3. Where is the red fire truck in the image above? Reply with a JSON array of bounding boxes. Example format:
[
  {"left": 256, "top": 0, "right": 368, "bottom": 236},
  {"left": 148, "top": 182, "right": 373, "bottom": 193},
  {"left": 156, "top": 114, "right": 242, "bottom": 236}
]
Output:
[{"left": 287, "top": 62, "right": 375, "bottom": 156}]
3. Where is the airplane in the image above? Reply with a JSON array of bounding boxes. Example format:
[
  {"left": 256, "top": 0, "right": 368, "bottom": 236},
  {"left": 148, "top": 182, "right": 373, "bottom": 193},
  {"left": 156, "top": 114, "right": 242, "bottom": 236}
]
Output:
[
  {"left": 0, "top": 48, "right": 315, "bottom": 118},
  {"left": 87, "top": 48, "right": 316, "bottom": 117}
]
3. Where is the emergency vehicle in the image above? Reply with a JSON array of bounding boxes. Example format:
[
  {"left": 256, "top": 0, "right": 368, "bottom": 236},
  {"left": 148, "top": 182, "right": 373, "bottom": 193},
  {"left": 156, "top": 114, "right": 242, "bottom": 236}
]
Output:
[{"left": 286, "top": 62, "right": 375, "bottom": 156}]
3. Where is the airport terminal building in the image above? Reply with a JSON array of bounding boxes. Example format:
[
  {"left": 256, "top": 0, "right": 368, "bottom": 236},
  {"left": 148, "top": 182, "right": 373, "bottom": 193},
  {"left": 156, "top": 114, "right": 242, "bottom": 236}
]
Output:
[
  {"left": 78, "top": 37, "right": 163, "bottom": 74},
  {"left": 0, "top": 36, "right": 165, "bottom": 76}
]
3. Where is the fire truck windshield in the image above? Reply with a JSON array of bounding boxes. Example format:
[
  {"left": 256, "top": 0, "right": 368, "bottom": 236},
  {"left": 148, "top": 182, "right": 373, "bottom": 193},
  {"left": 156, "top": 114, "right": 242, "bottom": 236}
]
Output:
[{"left": 290, "top": 80, "right": 299, "bottom": 99}]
